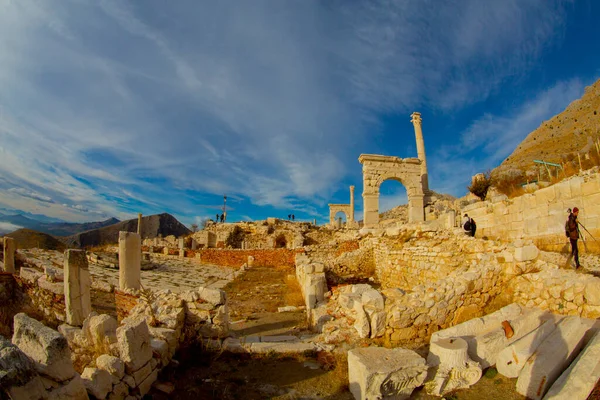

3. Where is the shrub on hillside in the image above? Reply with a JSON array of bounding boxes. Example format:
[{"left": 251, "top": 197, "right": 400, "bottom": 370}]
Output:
[
  {"left": 468, "top": 171, "right": 493, "bottom": 201},
  {"left": 493, "top": 169, "right": 525, "bottom": 198}
]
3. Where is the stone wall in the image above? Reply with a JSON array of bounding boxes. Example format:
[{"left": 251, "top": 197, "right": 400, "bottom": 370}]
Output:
[
  {"left": 463, "top": 170, "right": 600, "bottom": 253},
  {"left": 196, "top": 248, "right": 297, "bottom": 268},
  {"left": 15, "top": 268, "right": 67, "bottom": 325}
]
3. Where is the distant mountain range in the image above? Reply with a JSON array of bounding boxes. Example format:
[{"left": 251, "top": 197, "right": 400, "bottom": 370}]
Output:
[
  {"left": 0, "top": 213, "right": 120, "bottom": 236},
  {"left": 64, "top": 213, "right": 191, "bottom": 248}
]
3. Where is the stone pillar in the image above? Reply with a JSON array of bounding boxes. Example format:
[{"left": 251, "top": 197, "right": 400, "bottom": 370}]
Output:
[
  {"left": 2, "top": 237, "right": 15, "bottom": 273},
  {"left": 178, "top": 238, "right": 185, "bottom": 258},
  {"left": 64, "top": 250, "right": 92, "bottom": 326},
  {"left": 411, "top": 112, "right": 429, "bottom": 193},
  {"left": 191, "top": 239, "right": 197, "bottom": 250},
  {"left": 313, "top": 219, "right": 317, "bottom": 226},
  {"left": 408, "top": 195, "right": 425, "bottom": 223},
  {"left": 446, "top": 210, "right": 456, "bottom": 229},
  {"left": 362, "top": 193, "right": 379, "bottom": 229},
  {"left": 118, "top": 232, "right": 141, "bottom": 291},
  {"left": 349, "top": 185, "right": 355, "bottom": 222},
  {"left": 137, "top": 213, "right": 143, "bottom": 236}
]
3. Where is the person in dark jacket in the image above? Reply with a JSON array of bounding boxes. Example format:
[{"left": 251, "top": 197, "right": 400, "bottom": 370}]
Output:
[{"left": 565, "top": 207, "right": 581, "bottom": 269}]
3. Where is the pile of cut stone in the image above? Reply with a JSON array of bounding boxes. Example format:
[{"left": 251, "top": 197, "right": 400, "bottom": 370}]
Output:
[{"left": 348, "top": 303, "right": 600, "bottom": 399}]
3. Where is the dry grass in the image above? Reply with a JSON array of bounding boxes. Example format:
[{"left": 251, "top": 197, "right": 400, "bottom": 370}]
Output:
[{"left": 283, "top": 274, "right": 305, "bottom": 307}]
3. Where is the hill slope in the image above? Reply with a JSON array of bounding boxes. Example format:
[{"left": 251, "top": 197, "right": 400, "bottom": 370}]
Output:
[
  {"left": 5, "top": 229, "right": 67, "bottom": 251},
  {"left": 0, "top": 214, "right": 120, "bottom": 236},
  {"left": 65, "top": 213, "right": 191, "bottom": 248},
  {"left": 494, "top": 79, "right": 600, "bottom": 177}
]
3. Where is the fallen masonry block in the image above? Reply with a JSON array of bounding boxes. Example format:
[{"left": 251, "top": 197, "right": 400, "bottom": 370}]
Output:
[
  {"left": 0, "top": 335, "right": 47, "bottom": 400},
  {"left": 543, "top": 329, "right": 600, "bottom": 399},
  {"left": 348, "top": 347, "right": 427, "bottom": 400},
  {"left": 514, "top": 245, "right": 539, "bottom": 262},
  {"left": 12, "top": 313, "right": 76, "bottom": 382},
  {"left": 116, "top": 318, "right": 152, "bottom": 372},
  {"left": 425, "top": 337, "right": 482, "bottom": 396},
  {"left": 247, "top": 342, "right": 317, "bottom": 353},
  {"left": 431, "top": 303, "right": 523, "bottom": 342},
  {"left": 466, "top": 308, "right": 552, "bottom": 369},
  {"left": 497, "top": 318, "right": 559, "bottom": 378},
  {"left": 516, "top": 316, "right": 593, "bottom": 400},
  {"left": 81, "top": 367, "right": 115, "bottom": 400}
]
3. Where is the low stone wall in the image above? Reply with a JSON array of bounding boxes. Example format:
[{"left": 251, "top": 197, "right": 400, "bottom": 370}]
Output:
[
  {"left": 0, "top": 272, "right": 14, "bottom": 303},
  {"left": 196, "top": 248, "right": 297, "bottom": 268},
  {"left": 463, "top": 170, "right": 600, "bottom": 253},
  {"left": 372, "top": 229, "right": 503, "bottom": 290},
  {"left": 115, "top": 290, "right": 140, "bottom": 322},
  {"left": 15, "top": 268, "right": 67, "bottom": 325}
]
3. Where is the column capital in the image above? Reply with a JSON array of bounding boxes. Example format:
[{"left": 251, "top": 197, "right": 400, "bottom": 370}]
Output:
[{"left": 411, "top": 111, "right": 422, "bottom": 126}]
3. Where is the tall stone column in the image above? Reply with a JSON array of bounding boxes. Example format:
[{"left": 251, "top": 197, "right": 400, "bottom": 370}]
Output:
[
  {"left": 64, "top": 250, "right": 92, "bottom": 326},
  {"left": 2, "top": 237, "right": 15, "bottom": 273},
  {"left": 411, "top": 112, "right": 429, "bottom": 193},
  {"left": 349, "top": 185, "right": 355, "bottom": 222},
  {"left": 137, "top": 213, "right": 143, "bottom": 236},
  {"left": 119, "top": 231, "right": 141, "bottom": 291}
]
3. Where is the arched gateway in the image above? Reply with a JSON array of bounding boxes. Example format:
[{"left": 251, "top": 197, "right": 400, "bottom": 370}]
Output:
[{"left": 359, "top": 155, "right": 426, "bottom": 229}]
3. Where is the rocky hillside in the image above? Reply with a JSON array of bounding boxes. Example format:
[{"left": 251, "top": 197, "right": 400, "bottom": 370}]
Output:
[
  {"left": 65, "top": 213, "right": 190, "bottom": 248},
  {"left": 494, "top": 79, "right": 600, "bottom": 178},
  {"left": 4, "top": 228, "right": 66, "bottom": 251}
]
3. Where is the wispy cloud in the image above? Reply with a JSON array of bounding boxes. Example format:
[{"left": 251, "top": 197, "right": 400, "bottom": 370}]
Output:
[
  {"left": 0, "top": 0, "right": 576, "bottom": 222},
  {"left": 8, "top": 188, "right": 54, "bottom": 203}
]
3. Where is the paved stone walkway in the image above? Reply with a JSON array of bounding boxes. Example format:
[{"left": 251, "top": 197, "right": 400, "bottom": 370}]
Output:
[{"left": 18, "top": 249, "right": 238, "bottom": 293}]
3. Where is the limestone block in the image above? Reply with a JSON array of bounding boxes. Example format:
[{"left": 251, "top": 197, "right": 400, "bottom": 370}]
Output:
[
  {"left": 81, "top": 367, "right": 115, "bottom": 399},
  {"left": 431, "top": 303, "right": 523, "bottom": 342},
  {"left": 198, "top": 287, "right": 226, "bottom": 305},
  {"left": 3, "top": 236, "right": 15, "bottom": 273},
  {"left": 47, "top": 374, "right": 89, "bottom": 400},
  {"left": 425, "top": 337, "right": 482, "bottom": 396},
  {"left": 304, "top": 273, "right": 326, "bottom": 309},
  {"left": 12, "top": 313, "right": 76, "bottom": 382},
  {"left": 84, "top": 314, "right": 118, "bottom": 350},
  {"left": 118, "top": 231, "right": 141, "bottom": 291},
  {"left": 339, "top": 293, "right": 361, "bottom": 310},
  {"left": 353, "top": 302, "right": 370, "bottom": 339},
  {"left": 108, "top": 381, "right": 129, "bottom": 400},
  {"left": 361, "top": 289, "right": 384, "bottom": 311},
  {"left": 496, "top": 318, "right": 558, "bottom": 378},
  {"left": 516, "top": 316, "right": 591, "bottom": 399},
  {"left": 137, "top": 369, "right": 158, "bottom": 396},
  {"left": 584, "top": 281, "right": 600, "bottom": 306},
  {"left": 131, "top": 360, "right": 152, "bottom": 386},
  {"left": 64, "top": 249, "right": 92, "bottom": 327},
  {"left": 116, "top": 318, "right": 152, "bottom": 372},
  {"left": 149, "top": 327, "right": 178, "bottom": 356},
  {"left": 514, "top": 245, "right": 539, "bottom": 262},
  {"left": 6, "top": 376, "right": 48, "bottom": 400},
  {"left": 38, "top": 275, "right": 65, "bottom": 295},
  {"left": 544, "top": 329, "right": 600, "bottom": 399},
  {"left": 0, "top": 335, "right": 45, "bottom": 397},
  {"left": 348, "top": 347, "right": 427, "bottom": 400},
  {"left": 369, "top": 311, "right": 386, "bottom": 338},
  {"left": 20, "top": 267, "right": 42, "bottom": 284},
  {"left": 310, "top": 303, "right": 333, "bottom": 333},
  {"left": 222, "top": 337, "right": 246, "bottom": 353},
  {"left": 465, "top": 309, "right": 550, "bottom": 369},
  {"left": 248, "top": 342, "right": 317, "bottom": 353},
  {"left": 96, "top": 354, "right": 125, "bottom": 379}
]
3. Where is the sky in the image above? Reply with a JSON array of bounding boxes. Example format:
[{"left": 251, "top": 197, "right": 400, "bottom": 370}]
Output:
[{"left": 1, "top": 0, "right": 599, "bottom": 227}]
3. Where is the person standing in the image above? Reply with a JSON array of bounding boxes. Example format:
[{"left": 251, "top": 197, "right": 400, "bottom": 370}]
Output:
[
  {"left": 216, "top": 213, "right": 219, "bottom": 223},
  {"left": 565, "top": 207, "right": 581, "bottom": 269}
]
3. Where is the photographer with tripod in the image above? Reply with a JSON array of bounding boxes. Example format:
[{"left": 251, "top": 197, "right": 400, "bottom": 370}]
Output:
[{"left": 565, "top": 207, "right": 582, "bottom": 269}]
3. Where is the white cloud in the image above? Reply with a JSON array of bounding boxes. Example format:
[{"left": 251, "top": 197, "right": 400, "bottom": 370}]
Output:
[
  {"left": 0, "top": 222, "right": 22, "bottom": 233},
  {"left": 8, "top": 188, "right": 53, "bottom": 203},
  {"left": 0, "top": 0, "right": 574, "bottom": 220}
]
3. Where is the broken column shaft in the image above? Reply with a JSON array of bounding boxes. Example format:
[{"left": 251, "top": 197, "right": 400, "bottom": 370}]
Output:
[
  {"left": 119, "top": 231, "right": 141, "bottom": 291},
  {"left": 64, "top": 249, "right": 92, "bottom": 326}
]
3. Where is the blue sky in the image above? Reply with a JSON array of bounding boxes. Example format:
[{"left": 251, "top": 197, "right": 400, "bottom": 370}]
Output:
[{"left": 0, "top": 0, "right": 599, "bottom": 227}]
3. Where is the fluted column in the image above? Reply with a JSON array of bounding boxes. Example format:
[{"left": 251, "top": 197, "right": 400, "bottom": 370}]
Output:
[{"left": 411, "top": 112, "right": 429, "bottom": 192}]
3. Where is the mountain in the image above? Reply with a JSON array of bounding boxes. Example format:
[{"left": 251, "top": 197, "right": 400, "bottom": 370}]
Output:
[
  {"left": 64, "top": 213, "right": 191, "bottom": 248},
  {"left": 494, "top": 78, "right": 600, "bottom": 178},
  {"left": 5, "top": 228, "right": 67, "bottom": 251},
  {"left": 0, "top": 214, "right": 119, "bottom": 237}
]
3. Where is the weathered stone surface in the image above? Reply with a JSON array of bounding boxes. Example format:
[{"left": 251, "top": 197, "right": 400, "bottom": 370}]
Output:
[
  {"left": 466, "top": 309, "right": 550, "bottom": 369},
  {"left": 12, "top": 313, "right": 76, "bottom": 382},
  {"left": 222, "top": 337, "right": 246, "bottom": 353},
  {"left": 84, "top": 314, "right": 118, "bottom": 350},
  {"left": 425, "top": 337, "right": 482, "bottom": 396},
  {"left": 497, "top": 318, "right": 558, "bottom": 378},
  {"left": 131, "top": 360, "right": 153, "bottom": 386},
  {"left": 119, "top": 231, "right": 141, "bottom": 291},
  {"left": 361, "top": 289, "right": 384, "bottom": 311},
  {"left": 0, "top": 335, "right": 40, "bottom": 387},
  {"left": 64, "top": 249, "right": 92, "bottom": 326},
  {"left": 248, "top": 342, "right": 317, "bottom": 353},
  {"left": 81, "top": 367, "right": 114, "bottom": 400},
  {"left": 584, "top": 281, "right": 600, "bottom": 306},
  {"left": 3, "top": 236, "right": 15, "bottom": 273},
  {"left": 369, "top": 311, "right": 387, "bottom": 339},
  {"left": 96, "top": 354, "right": 125, "bottom": 379},
  {"left": 138, "top": 369, "right": 158, "bottom": 396},
  {"left": 20, "top": 267, "right": 42, "bottom": 284},
  {"left": 353, "top": 302, "right": 370, "bottom": 339},
  {"left": 348, "top": 347, "right": 427, "bottom": 400},
  {"left": 38, "top": 275, "right": 65, "bottom": 295},
  {"left": 516, "top": 316, "right": 592, "bottom": 399},
  {"left": 149, "top": 327, "right": 178, "bottom": 357},
  {"left": 514, "top": 245, "right": 539, "bottom": 262},
  {"left": 150, "top": 338, "right": 169, "bottom": 362},
  {"left": 545, "top": 328, "right": 600, "bottom": 399},
  {"left": 108, "top": 381, "right": 129, "bottom": 400},
  {"left": 47, "top": 374, "right": 89, "bottom": 400},
  {"left": 198, "top": 287, "right": 226, "bottom": 305},
  {"left": 6, "top": 375, "right": 48, "bottom": 400},
  {"left": 116, "top": 318, "right": 152, "bottom": 371}
]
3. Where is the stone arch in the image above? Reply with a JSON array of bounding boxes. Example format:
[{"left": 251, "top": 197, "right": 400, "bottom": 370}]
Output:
[
  {"left": 359, "top": 154, "right": 425, "bottom": 229},
  {"left": 328, "top": 204, "right": 351, "bottom": 227}
]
